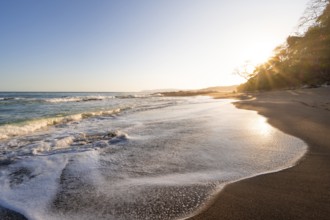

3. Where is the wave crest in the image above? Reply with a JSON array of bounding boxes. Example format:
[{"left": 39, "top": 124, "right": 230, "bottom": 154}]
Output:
[
  {"left": 44, "top": 96, "right": 112, "bottom": 103},
  {"left": 1, "top": 130, "right": 129, "bottom": 158},
  {"left": 0, "top": 108, "right": 124, "bottom": 140},
  {"left": 0, "top": 96, "right": 114, "bottom": 104}
]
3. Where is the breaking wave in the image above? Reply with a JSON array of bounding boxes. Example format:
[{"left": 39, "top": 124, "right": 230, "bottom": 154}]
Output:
[
  {"left": 1, "top": 130, "right": 129, "bottom": 158},
  {"left": 0, "top": 94, "right": 162, "bottom": 104},
  {"left": 0, "top": 108, "right": 124, "bottom": 140},
  {"left": 115, "top": 94, "right": 160, "bottom": 99},
  {"left": 44, "top": 96, "right": 112, "bottom": 103},
  {"left": 0, "top": 96, "right": 113, "bottom": 104}
]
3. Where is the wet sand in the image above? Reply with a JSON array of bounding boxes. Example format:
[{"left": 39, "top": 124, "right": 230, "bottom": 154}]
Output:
[
  {"left": 189, "top": 87, "right": 330, "bottom": 220},
  {"left": 0, "top": 206, "right": 27, "bottom": 220}
]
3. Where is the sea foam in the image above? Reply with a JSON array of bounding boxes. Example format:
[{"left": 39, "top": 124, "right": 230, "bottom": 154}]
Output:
[
  {"left": 44, "top": 96, "right": 112, "bottom": 103},
  {"left": 0, "top": 108, "right": 125, "bottom": 140},
  {"left": 0, "top": 115, "right": 83, "bottom": 140},
  {"left": 0, "top": 96, "right": 308, "bottom": 220}
]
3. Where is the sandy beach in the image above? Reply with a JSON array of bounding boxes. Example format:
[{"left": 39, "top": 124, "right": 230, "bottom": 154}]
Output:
[
  {"left": 1, "top": 87, "right": 329, "bottom": 220},
  {"left": 189, "top": 87, "right": 330, "bottom": 220}
]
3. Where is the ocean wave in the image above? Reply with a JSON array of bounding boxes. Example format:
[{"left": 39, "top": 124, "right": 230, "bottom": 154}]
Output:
[
  {"left": 0, "top": 114, "right": 83, "bottom": 140},
  {"left": 115, "top": 94, "right": 155, "bottom": 99},
  {"left": 1, "top": 130, "right": 129, "bottom": 158},
  {"left": 0, "top": 108, "right": 124, "bottom": 140},
  {"left": 44, "top": 96, "right": 113, "bottom": 103},
  {"left": 0, "top": 94, "right": 162, "bottom": 104},
  {"left": 0, "top": 97, "right": 26, "bottom": 102},
  {"left": 0, "top": 97, "right": 15, "bottom": 101},
  {"left": 0, "top": 96, "right": 114, "bottom": 104}
]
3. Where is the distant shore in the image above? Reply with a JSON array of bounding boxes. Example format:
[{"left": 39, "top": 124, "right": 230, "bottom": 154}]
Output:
[
  {"left": 160, "top": 89, "right": 251, "bottom": 100},
  {"left": 188, "top": 87, "right": 330, "bottom": 220}
]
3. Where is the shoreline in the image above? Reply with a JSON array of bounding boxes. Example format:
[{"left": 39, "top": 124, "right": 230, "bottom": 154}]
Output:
[
  {"left": 1, "top": 87, "right": 329, "bottom": 220},
  {"left": 188, "top": 87, "right": 330, "bottom": 220}
]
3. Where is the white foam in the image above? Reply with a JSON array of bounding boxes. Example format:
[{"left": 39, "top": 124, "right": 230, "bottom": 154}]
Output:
[
  {"left": 52, "top": 136, "right": 74, "bottom": 150},
  {"left": 44, "top": 97, "right": 83, "bottom": 103},
  {"left": 115, "top": 94, "right": 153, "bottom": 99},
  {"left": 81, "top": 108, "right": 121, "bottom": 118},
  {"left": 44, "top": 96, "right": 112, "bottom": 103},
  {"left": 0, "top": 115, "right": 83, "bottom": 140},
  {"left": 108, "top": 130, "right": 129, "bottom": 144},
  {"left": 0, "top": 108, "right": 126, "bottom": 140},
  {"left": 29, "top": 142, "right": 52, "bottom": 155},
  {"left": 0, "top": 97, "right": 308, "bottom": 220},
  {"left": 0, "top": 155, "right": 69, "bottom": 220}
]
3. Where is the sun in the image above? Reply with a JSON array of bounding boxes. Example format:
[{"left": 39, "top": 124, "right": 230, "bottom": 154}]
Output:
[
  {"left": 243, "top": 43, "right": 274, "bottom": 68},
  {"left": 247, "top": 40, "right": 278, "bottom": 66}
]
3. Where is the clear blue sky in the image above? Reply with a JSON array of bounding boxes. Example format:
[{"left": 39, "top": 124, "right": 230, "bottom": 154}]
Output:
[{"left": 0, "top": 0, "right": 309, "bottom": 92}]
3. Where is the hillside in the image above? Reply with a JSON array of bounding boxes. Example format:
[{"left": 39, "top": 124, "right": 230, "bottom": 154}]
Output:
[{"left": 238, "top": 0, "right": 330, "bottom": 92}]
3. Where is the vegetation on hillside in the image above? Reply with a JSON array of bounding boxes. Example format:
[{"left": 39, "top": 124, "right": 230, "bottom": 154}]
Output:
[{"left": 237, "top": 0, "right": 330, "bottom": 92}]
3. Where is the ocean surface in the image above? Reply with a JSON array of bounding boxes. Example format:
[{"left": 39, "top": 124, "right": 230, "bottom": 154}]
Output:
[{"left": 0, "top": 92, "right": 307, "bottom": 220}]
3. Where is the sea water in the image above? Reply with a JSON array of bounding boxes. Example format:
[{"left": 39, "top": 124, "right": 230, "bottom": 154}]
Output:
[{"left": 0, "top": 92, "right": 307, "bottom": 220}]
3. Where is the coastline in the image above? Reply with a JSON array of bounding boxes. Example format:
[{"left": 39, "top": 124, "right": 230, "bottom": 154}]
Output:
[
  {"left": 1, "top": 87, "right": 329, "bottom": 220},
  {"left": 189, "top": 87, "right": 330, "bottom": 220}
]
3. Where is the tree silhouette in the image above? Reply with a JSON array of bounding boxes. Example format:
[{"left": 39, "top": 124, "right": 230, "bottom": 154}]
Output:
[{"left": 238, "top": 0, "right": 330, "bottom": 92}]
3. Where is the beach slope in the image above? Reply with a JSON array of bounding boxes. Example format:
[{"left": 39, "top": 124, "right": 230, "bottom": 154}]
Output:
[{"left": 190, "top": 87, "right": 330, "bottom": 220}]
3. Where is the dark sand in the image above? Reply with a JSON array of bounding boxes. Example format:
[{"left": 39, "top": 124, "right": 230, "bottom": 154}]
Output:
[
  {"left": 0, "top": 206, "right": 27, "bottom": 220},
  {"left": 189, "top": 87, "right": 330, "bottom": 220}
]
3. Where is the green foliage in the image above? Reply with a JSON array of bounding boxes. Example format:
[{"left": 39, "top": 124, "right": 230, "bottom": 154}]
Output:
[{"left": 238, "top": 0, "right": 330, "bottom": 92}]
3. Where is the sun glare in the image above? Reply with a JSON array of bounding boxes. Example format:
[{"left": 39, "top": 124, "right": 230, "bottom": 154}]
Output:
[
  {"left": 240, "top": 41, "right": 276, "bottom": 68},
  {"left": 254, "top": 117, "right": 272, "bottom": 136},
  {"left": 252, "top": 46, "right": 273, "bottom": 65}
]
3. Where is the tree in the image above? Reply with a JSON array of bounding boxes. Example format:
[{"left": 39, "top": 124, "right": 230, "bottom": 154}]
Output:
[
  {"left": 237, "top": 0, "right": 330, "bottom": 92},
  {"left": 295, "top": 0, "right": 329, "bottom": 35},
  {"left": 233, "top": 60, "right": 256, "bottom": 80}
]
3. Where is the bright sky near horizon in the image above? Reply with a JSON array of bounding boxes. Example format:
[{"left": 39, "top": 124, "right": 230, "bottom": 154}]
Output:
[{"left": 1, "top": 0, "right": 310, "bottom": 92}]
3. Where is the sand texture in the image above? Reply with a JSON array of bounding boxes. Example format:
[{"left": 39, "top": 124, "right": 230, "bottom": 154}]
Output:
[{"left": 190, "top": 87, "right": 330, "bottom": 220}]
